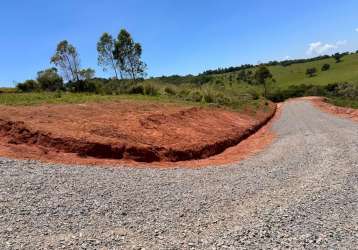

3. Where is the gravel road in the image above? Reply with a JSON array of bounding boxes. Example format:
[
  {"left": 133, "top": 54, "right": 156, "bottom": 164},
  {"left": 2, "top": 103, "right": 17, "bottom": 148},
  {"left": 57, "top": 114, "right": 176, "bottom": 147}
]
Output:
[{"left": 1, "top": 100, "right": 357, "bottom": 249}]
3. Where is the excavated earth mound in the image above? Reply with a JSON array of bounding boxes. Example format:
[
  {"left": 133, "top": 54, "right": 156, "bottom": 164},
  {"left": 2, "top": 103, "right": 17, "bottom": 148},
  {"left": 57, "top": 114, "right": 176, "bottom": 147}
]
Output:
[{"left": 0, "top": 101, "right": 276, "bottom": 164}]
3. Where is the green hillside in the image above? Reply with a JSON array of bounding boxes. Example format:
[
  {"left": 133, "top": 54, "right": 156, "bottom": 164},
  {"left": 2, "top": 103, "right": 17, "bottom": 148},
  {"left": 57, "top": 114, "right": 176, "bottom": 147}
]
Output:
[
  {"left": 207, "top": 53, "right": 358, "bottom": 89},
  {"left": 269, "top": 53, "right": 358, "bottom": 87}
]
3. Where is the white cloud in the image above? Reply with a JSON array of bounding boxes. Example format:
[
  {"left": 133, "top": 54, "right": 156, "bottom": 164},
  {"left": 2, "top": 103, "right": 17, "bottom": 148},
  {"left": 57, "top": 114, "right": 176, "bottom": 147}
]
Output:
[
  {"left": 336, "top": 40, "right": 347, "bottom": 46},
  {"left": 306, "top": 40, "right": 347, "bottom": 55},
  {"left": 356, "top": 28, "right": 358, "bottom": 32}
]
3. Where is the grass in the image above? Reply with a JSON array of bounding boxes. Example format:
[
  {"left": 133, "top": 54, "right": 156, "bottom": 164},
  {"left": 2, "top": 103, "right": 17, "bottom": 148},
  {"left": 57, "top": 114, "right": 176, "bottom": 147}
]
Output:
[
  {"left": 0, "top": 92, "right": 188, "bottom": 106},
  {"left": 0, "top": 87, "right": 17, "bottom": 93},
  {"left": 0, "top": 91, "right": 265, "bottom": 113},
  {"left": 327, "top": 97, "right": 358, "bottom": 109},
  {"left": 268, "top": 53, "right": 358, "bottom": 87}
]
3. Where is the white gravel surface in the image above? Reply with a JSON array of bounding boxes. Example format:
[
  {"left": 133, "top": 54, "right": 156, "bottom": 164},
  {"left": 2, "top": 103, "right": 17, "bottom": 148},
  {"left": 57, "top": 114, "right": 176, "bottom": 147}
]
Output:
[{"left": 0, "top": 100, "right": 357, "bottom": 249}]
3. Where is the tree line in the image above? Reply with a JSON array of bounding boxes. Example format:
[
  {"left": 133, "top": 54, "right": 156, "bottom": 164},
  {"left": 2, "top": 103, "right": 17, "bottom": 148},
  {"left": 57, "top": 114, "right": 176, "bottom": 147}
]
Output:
[{"left": 17, "top": 29, "right": 146, "bottom": 92}]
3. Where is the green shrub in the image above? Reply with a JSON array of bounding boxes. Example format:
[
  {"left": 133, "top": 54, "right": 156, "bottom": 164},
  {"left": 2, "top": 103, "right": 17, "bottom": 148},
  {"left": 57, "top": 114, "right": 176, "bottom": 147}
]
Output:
[
  {"left": 163, "top": 86, "right": 177, "bottom": 95},
  {"left": 37, "top": 68, "right": 64, "bottom": 92},
  {"left": 177, "top": 89, "right": 191, "bottom": 98},
  {"left": 202, "top": 89, "right": 215, "bottom": 103},
  {"left": 306, "top": 67, "right": 317, "bottom": 77},
  {"left": 187, "top": 90, "right": 203, "bottom": 102},
  {"left": 66, "top": 80, "right": 102, "bottom": 93},
  {"left": 247, "top": 89, "right": 260, "bottom": 100},
  {"left": 54, "top": 90, "right": 63, "bottom": 98},
  {"left": 321, "top": 63, "right": 330, "bottom": 71},
  {"left": 215, "top": 92, "right": 231, "bottom": 105},
  {"left": 128, "top": 84, "right": 144, "bottom": 94},
  {"left": 333, "top": 82, "right": 358, "bottom": 99},
  {"left": 16, "top": 80, "right": 39, "bottom": 92},
  {"left": 143, "top": 83, "right": 159, "bottom": 96}
]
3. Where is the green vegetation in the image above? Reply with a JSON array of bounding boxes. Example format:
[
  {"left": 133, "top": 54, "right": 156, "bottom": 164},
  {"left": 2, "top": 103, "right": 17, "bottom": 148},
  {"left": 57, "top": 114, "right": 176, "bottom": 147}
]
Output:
[
  {"left": 267, "top": 53, "right": 358, "bottom": 87},
  {"left": 328, "top": 98, "right": 358, "bottom": 109},
  {"left": 306, "top": 67, "right": 317, "bottom": 77},
  {"left": 6, "top": 27, "right": 357, "bottom": 110},
  {"left": 321, "top": 63, "right": 330, "bottom": 71},
  {"left": 0, "top": 91, "right": 264, "bottom": 112},
  {"left": 0, "top": 88, "right": 17, "bottom": 93}
]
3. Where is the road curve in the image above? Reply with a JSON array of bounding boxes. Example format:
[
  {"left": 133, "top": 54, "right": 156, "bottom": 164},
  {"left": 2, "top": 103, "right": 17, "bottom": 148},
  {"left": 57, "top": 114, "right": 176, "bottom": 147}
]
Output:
[{"left": 0, "top": 100, "right": 357, "bottom": 249}]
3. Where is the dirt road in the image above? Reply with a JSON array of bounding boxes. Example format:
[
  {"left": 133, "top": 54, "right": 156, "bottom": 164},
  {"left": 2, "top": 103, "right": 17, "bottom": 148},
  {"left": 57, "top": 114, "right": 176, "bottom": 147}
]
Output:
[{"left": 0, "top": 100, "right": 357, "bottom": 249}]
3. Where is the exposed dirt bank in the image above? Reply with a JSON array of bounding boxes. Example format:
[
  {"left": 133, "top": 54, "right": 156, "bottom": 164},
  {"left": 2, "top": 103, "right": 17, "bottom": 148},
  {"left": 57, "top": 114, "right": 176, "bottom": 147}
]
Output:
[
  {"left": 305, "top": 96, "right": 358, "bottom": 122},
  {"left": 0, "top": 101, "right": 276, "bottom": 166}
]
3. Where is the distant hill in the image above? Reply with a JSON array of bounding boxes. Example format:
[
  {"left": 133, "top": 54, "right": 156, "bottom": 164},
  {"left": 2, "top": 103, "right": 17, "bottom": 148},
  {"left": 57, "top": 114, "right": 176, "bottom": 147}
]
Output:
[
  {"left": 202, "top": 52, "right": 358, "bottom": 89},
  {"left": 268, "top": 53, "right": 358, "bottom": 87}
]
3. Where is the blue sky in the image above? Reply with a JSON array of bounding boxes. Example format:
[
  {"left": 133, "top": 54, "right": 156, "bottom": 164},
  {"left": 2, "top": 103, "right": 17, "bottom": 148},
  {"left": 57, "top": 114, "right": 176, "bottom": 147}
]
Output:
[{"left": 1, "top": 0, "right": 358, "bottom": 86}]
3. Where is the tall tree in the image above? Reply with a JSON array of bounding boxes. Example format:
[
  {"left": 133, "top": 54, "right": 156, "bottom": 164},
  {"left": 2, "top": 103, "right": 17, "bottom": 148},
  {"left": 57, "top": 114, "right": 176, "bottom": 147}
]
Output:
[
  {"left": 97, "top": 33, "right": 120, "bottom": 79},
  {"left": 51, "top": 40, "right": 81, "bottom": 82},
  {"left": 114, "top": 29, "right": 146, "bottom": 82},
  {"left": 254, "top": 65, "right": 273, "bottom": 98}
]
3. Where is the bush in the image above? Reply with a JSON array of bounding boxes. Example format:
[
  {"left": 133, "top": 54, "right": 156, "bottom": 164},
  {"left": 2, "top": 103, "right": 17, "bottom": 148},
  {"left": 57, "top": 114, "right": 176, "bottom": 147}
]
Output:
[
  {"left": 321, "top": 64, "right": 330, "bottom": 71},
  {"left": 267, "top": 82, "right": 358, "bottom": 102},
  {"left": 143, "top": 83, "right": 159, "bottom": 96},
  {"left": 187, "top": 90, "right": 203, "bottom": 102},
  {"left": 54, "top": 90, "right": 63, "bottom": 98},
  {"left": 16, "top": 80, "right": 39, "bottom": 92},
  {"left": 214, "top": 92, "right": 231, "bottom": 105},
  {"left": 128, "top": 84, "right": 144, "bottom": 94},
  {"left": 66, "top": 80, "right": 103, "bottom": 93},
  {"left": 163, "top": 86, "right": 177, "bottom": 95},
  {"left": 247, "top": 89, "right": 260, "bottom": 100},
  {"left": 332, "top": 82, "right": 358, "bottom": 99},
  {"left": 102, "top": 80, "right": 121, "bottom": 95},
  {"left": 191, "top": 75, "right": 212, "bottom": 85},
  {"left": 306, "top": 67, "right": 317, "bottom": 77},
  {"left": 202, "top": 89, "right": 216, "bottom": 103},
  {"left": 177, "top": 89, "right": 191, "bottom": 98},
  {"left": 37, "top": 68, "right": 64, "bottom": 91}
]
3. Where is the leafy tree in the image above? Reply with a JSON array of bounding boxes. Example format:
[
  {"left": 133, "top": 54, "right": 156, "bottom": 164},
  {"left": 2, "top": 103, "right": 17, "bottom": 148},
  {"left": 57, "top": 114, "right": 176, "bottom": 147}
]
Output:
[
  {"left": 51, "top": 40, "right": 81, "bottom": 82},
  {"left": 37, "top": 68, "right": 64, "bottom": 91},
  {"left": 113, "top": 29, "right": 147, "bottom": 82},
  {"left": 321, "top": 63, "right": 330, "bottom": 71},
  {"left": 79, "top": 68, "right": 95, "bottom": 80},
  {"left": 306, "top": 67, "right": 317, "bottom": 77},
  {"left": 333, "top": 53, "right": 343, "bottom": 63},
  {"left": 254, "top": 65, "right": 273, "bottom": 97},
  {"left": 16, "top": 80, "right": 39, "bottom": 92},
  {"left": 97, "top": 33, "right": 121, "bottom": 79}
]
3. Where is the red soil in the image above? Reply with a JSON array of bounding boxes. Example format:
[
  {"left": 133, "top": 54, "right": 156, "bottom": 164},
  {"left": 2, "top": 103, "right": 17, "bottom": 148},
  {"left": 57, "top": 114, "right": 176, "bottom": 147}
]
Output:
[
  {"left": 306, "top": 96, "right": 358, "bottom": 122},
  {"left": 0, "top": 101, "right": 276, "bottom": 167}
]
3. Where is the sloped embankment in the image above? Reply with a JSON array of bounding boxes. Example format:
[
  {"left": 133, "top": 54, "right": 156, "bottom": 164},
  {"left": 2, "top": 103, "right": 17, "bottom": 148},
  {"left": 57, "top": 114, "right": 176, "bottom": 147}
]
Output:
[
  {"left": 308, "top": 97, "right": 358, "bottom": 122},
  {"left": 0, "top": 101, "right": 276, "bottom": 163}
]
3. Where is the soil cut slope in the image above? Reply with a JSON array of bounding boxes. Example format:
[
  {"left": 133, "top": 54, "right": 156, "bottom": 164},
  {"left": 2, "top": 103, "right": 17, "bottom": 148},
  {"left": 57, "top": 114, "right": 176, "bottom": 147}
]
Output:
[
  {"left": 307, "top": 97, "right": 358, "bottom": 122},
  {"left": 0, "top": 101, "right": 276, "bottom": 164}
]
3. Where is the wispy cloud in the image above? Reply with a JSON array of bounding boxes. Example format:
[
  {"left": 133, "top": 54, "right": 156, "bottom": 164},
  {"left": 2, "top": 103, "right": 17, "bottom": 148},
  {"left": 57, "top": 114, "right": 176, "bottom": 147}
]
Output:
[
  {"left": 336, "top": 40, "right": 347, "bottom": 46},
  {"left": 356, "top": 28, "right": 358, "bottom": 32},
  {"left": 306, "top": 40, "right": 347, "bottom": 55}
]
